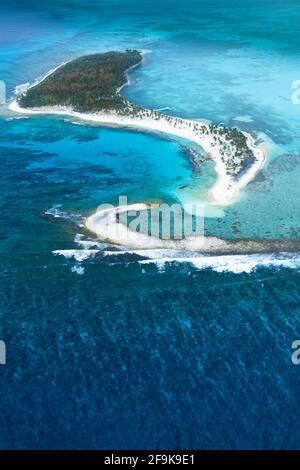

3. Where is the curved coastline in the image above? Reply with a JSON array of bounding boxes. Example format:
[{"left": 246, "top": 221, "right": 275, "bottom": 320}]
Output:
[
  {"left": 7, "top": 51, "right": 266, "bottom": 209},
  {"left": 6, "top": 56, "right": 268, "bottom": 253},
  {"left": 8, "top": 98, "right": 266, "bottom": 207},
  {"left": 84, "top": 203, "right": 300, "bottom": 253},
  {"left": 85, "top": 203, "right": 228, "bottom": 250}
]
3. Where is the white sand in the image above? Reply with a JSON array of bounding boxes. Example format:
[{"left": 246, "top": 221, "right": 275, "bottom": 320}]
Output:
[
  {"left": 8, "top": 99, "right": 266, "bottom": 207},
  {"left": 3, "top": 55, "right": 271, "bottom": 252},
  {"left": 85, "top": 203, "right": 228, "bottom": 250},
  {"left": 8, "top": 51, "right": 266, "bottom": 222}
]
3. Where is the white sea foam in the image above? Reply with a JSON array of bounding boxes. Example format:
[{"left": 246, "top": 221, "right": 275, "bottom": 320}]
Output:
[
  {"left": 137, "top": 252, "right": 300, "bottom": 273},
  {"left": 14, "top": 82, "right": 30, "bottom": 95},
  {"left": 45, "top": 205, "right": 84, "bottom": 226},
  {"left": 71, "top": 265, "right": 85, "bottom": 275},
  {"left": 74, "top": 233, "right": 107, "bottom": 249},
  {"left": 14, "top": 60, "right": 71, "bottom": 99},
  {"left": 52, "top": 235, "right": 300, "bottom": 274},
  {"left": 6, "top": 116, "right": 29, "bottom": 121},
  {"left": 53, "top": 249, "right": 99, "bottom": 262},
  {"left": 101, "top": 248, "right": 300, "bottom": 273},
  {"left": 45, "top": 205, "right": 65, "bottom": 218},
  {"left": 52, "top": 233, "right": 108, "bottom": 274}
]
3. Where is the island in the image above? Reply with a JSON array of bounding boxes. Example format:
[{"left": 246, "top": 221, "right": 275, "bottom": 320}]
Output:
[
  {"left": 10, "top": 49, "right": 265, "bottom": 207},
  {"left": 18, "top": 50, "right": 143, "bottom": 113}
]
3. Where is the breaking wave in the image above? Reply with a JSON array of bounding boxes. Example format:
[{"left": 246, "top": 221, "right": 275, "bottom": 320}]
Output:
[{"left": 50, "top": 207, "right": 300, "bottom": 275}]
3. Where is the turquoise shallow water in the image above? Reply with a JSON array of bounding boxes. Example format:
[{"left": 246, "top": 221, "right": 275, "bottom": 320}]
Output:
[{"left": 0, "top": 0, "right": 300, "bottom": 449}]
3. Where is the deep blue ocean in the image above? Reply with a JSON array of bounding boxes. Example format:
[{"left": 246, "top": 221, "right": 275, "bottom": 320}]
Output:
[{"left": 1, "top": 0, "right": 300, "bottom": 449}]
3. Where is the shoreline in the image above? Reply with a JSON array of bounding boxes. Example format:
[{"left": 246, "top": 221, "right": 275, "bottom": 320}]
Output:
[
  {"left": 7, "top": 99, "right": 266, "bottom": 207},
  {"left": 6, "top": 49, "right": 266, "bottom": 233},
  {"left": 13, "top": 58, "right": 73, "bottom": 99},
  {"left": 116, "top": 49, "right": 149, "bottom": 94},
  {"left": 85, "top": 203, "right": 228, "bottom": 250},
  {"left": 84, "top": 203, "right": 300, "bottom": 253}
]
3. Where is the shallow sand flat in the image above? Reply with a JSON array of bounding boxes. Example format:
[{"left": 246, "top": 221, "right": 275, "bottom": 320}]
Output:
[{"left": 84, "top": 203, "right": 300, "bottom": 253}]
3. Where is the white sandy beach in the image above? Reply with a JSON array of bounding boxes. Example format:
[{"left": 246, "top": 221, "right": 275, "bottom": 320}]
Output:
[
  {"left": 85, "top": 203, "right": 228, "bottom": 250},
  {"left": 8, "top": 99, "right": 265, "bottom": 207},
  {"left": 7, "top": 55, "right": 267, "bottom": 249},
  {"left": 84, "top": 203, "right": 300, "bottom": 252},
  {"left": 7, "top": 49, "right": 266, "bottom": 209}
]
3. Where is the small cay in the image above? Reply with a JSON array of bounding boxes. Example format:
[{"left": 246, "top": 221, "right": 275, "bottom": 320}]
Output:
[{"left": 11, "top": 49, "right": 265, "bottom": 207}]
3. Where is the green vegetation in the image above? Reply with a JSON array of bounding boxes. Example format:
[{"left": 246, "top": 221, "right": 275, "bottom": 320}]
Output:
[
  {"left": 19, "top": 50, "right": 142, "bottom": 112},
  {"left": 18, "top": 49, "right": 256, "bottom": 178},
  {"left": 208, "top": 124, "right": 255, "bottom": 176}
]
